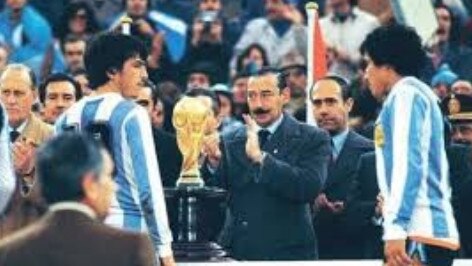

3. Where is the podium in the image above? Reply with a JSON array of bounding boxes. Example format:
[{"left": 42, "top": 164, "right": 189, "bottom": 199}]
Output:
[{"left": 165, "top": 186, "right": 229, "bottom": 261}]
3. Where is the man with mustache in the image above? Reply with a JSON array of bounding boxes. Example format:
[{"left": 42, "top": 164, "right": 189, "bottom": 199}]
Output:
[
  {"left": 310, "top": 75, "right": 373, "bottom": 259},
  {"left": 204, "top": 67, "right": 330, "bottom": 260},
  {"left": 55, "top": 33, "right": 175, "bottom": 266}
]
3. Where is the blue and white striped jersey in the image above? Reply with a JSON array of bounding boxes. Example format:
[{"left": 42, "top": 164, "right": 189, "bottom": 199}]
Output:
[
  {"left": 374, "top": 77, "right": 459, "bottom": 250},
  {"left": 55, "top": 93, "right": 173, "bottom": 256},
  {"left": 0, "top": 103, "right": 15, "bottom": 214}
]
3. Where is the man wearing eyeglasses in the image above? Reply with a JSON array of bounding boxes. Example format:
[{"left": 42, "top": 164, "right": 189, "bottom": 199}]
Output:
[
  {"left": 204, "top": 67, "right": 330, "bottom": 260},
  {"left": 310, "top": 75, "right": 374, "bottom": 259}
]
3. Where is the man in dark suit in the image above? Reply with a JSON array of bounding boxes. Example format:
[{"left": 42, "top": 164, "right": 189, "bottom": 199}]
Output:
[
  {"left": 134, "top": 81, "right": 182, "bottom": 186},
  {"left": 310, "top": 75, "right": 374, "bottom": 259},
  {"left": 345, "top": 151, "right": 383, "bottom": 259},
  {"left": 0, "top": 133, "right": 157, "bottom": 266},
  {"left": 204, "top": 68, "right": 330, "bottom": 260},
  {"left": 346, "top": 145, "right": 472, "bottom": 260}
]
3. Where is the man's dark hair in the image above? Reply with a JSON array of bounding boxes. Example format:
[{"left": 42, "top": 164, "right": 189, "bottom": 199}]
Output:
[
  {"left": 309, "top": 75, "right": 351, "bottom": 102},
  {"left": 58, "top": 1, "right": 100, "bottom": 41},
  {"left": 143, "top": 79, "right": 162, "bottom": 106},
  {"left": 253, "top": 67, "right": 288, "bottom": 92},
  {"left": 360, "top": 24, "right": 426, "bottom": 78},
  {"left": 39, "top": 73, "right": 83, "bottom": 104},
  {"left": 122, "top": 0, "right": 152, "bottom": 11},
  {"left": 84, "top": 33, "right": 147, "bottom": 89},
  {"left": 36, "top": 132, "right": 104, "bottom": 204},
  {"left": 236, "top": 43, "right": 269, "bottom": 74},
  {"left": 61, "top": 34, "right": 86, "bottom": 53},
  {"left": 187, "top": 61, "right": 217, "bottom": 86},
  {"left": 186, "top": 88, "right": 221, "bottom": 116}
]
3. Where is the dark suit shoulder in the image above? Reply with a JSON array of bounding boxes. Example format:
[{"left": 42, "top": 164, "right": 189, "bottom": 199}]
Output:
[{"left": 346, "top": 131, "right": 374, "bottom": 149}]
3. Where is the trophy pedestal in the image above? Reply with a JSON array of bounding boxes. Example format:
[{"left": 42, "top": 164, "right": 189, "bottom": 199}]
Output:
[{"left": 165, "top": 186, "right": 228, "bottom": 262}]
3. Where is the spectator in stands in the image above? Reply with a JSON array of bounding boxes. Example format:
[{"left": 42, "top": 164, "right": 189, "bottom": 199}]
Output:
[
  {"left": 111, "top": 0, "right": 187, "bottom": 65},
  {"left": 442, "top": 94, "right": 472, "bottom": 145},
  {"left": 186, "top": 61, "right": 216, "bottom": 91},
  {"left": 452, "top": 79, "right": 472, "bottom": 96},
  {"left": 320, "top": 0, "right": 380, "bottom": 81},
  {"left": 184, "top": 0, "right": 241, "bottom": 84},
  {"left": 235, "top": 43, "right": 269, "bottom": 77},
  {"left": 431, "top": 63, "right": 459, "bottom": 100},
  {"left": 232, "top": 0, "right": 307, "bottom": 71},
  {"left": 210, "top": 83, "right": 243, "bottom": 134},
  {"left": 134, "top": 80, "right": 181, "bottom": 187},
  {"left": 61, "top": 36, "right": 87, "bottom": 74},
  {"left": 39, "top": 73, "right": 82, "bottom": 124},
  {"left": 72, "top": 0, "right": 121, "bottom": 29},
  {"left": 111, "top": 0, "right": 186, "bottom": 86},
  {"left": 71, "top": 68, "right": 92, "bottom": 96},
  {"left": 0, "top": 44, "right": 9, "bottom": 71},
  {"left": 0, "top": 0, "right": 53, "bottom": 78},
  {"left": 279, "top": 51, "right": 307, "bottom": 120},
  {"left": 426, "top": 3, "right": 472, "bottom": 81},
  {"left": 57, "top": 1, "right": 100, "bottom": 43},
  {"left": 231, "top": 71, "right": 250, "bottom": 121}
]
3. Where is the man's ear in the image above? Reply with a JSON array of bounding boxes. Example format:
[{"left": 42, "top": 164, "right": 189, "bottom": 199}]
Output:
[
  {"left": 281, "top": 87, "right": 291, "bottom": 104},
  {"left": 345, "top": 97, "right": 354, "bottom": 113},
  {"left": 106, "top": 68, "right": 118, "bottom": 80},
  {"left": 82, "top": 172, "right": 99, "bottom": 202}
]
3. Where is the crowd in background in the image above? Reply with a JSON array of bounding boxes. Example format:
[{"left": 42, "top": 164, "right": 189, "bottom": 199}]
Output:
[{"left": 1, "top": 0, "right": 472, "bottom": 262}]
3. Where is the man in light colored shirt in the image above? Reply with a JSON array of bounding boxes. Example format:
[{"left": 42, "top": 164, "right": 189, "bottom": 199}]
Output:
[
  {"left": 231, "top": 0, "right": 307, "bottom": 71},
  {"left": 320, "top": 0, "right": 379, "bottom": 80},
  {"left": 362, "top": 24, "right": 459, "bottom": 266}
]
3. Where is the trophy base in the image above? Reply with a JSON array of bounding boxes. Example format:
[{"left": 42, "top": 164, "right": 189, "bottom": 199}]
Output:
[{"left": 176, "top": 176, "right": 205, "bottom": 188}]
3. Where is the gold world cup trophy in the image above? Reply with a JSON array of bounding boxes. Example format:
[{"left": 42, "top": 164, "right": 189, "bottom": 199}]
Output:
[{"left": 173, "top": 96, "right": 212, "bottom": 188}]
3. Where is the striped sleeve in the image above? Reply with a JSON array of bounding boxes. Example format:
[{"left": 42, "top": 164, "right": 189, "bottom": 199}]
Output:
[
  {"left": 382, "top": 90, "right": 427, "bottom": 240},
  {"left": 0, "top": 105, "right": 15, "bottom": 214},
  {"left": 123, "top": 107, "right": 173, "bottom": 257}
]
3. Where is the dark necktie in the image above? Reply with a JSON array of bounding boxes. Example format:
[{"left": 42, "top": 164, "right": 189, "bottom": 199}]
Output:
[
  {"left": 10, "top": 130, "right": 20, "bottom": 143},
  {"left": 258, "top": 129, "right": 271, "bottom": 148}
]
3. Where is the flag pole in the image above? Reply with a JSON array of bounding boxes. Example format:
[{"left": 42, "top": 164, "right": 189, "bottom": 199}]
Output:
[{"left": 305, "top": 2, "right": 319, "bottom": 125}]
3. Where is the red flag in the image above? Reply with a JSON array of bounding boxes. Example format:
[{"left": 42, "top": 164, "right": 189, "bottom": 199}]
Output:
[{"left": 312, "top": 10, "right": 327, "bottom": 81}]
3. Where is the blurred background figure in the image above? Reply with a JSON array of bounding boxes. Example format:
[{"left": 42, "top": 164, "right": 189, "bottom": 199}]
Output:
[
  {"left": 279, "top": 51, "right": 307, "bottom": 121},
  {"left": 231, "top": 0, "right": 307, "bottom": 72},
  {"left": 431, "top": 64, "right": 459, "bottom": 100},
  {"left": 210, "top": 83, "right": 243, "bottom": 134},
  {"left": 61, "top": 36, "right": 87, "bottom": 74},
  {"left": 0, "top": 0, "right": 53, "bottom": 79},
  {"left": 0, "top": 44, "right": 9, "bottom": 71},
  {"left": 452, "top": 79, "right": 472, "bottom": 96},
  {"left": 57, "top": 1, "right": 100, "bottom": 43},
  {"left": 235, "top": 43, "right": 269, "bottom": 78},
  {"left": 321, "top": 0, "right": 380, "bottom": 81}
]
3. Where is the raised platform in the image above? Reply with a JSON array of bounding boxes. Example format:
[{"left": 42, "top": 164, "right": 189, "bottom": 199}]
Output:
[{"left": 177, "top": 260, "right": 472, "bottom": 266}]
